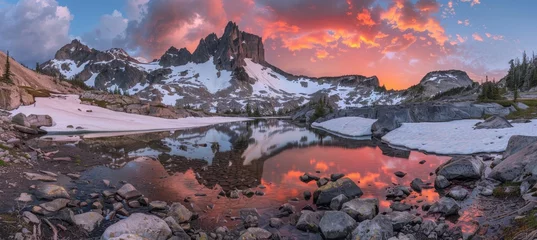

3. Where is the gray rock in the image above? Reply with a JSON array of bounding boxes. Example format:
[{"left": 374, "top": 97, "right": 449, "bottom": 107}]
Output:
[
  {"left": 490, "top": 140, "right": 537, "bottom": 182},
  {"left": 101, "top": 213, "right": 172, "bottom": 240},
  {"left": 167, "top": 203, "right": 193, "bottom": 223},
  {"left": 394, "top": 171, "right": 406, "bottom": 178},
  {"left": 385, "top": 211, "right": 414, "bottom": 231},
  {"left": 278, "top": 203, "right": 296, "bottom": 216},
  {"left": 15, "top": 193, "right": 33, "bottom": 203},
  {"left": 299, "top": 173, "right": 320, "bottom": 183},
  {"left": 351, "top": 215, "right": 394, "bottom": 240},
  {"left": 330, "top": 173, "right": 345, "bottom": 181},
  {"left": 516, "top": 102, "right": 529, "bottom": 110},
  {"left": 39, "top": 198, "right": 70, "bottom": 212},
  {"left": 503, "top": 135, "right": 537, "bottom": 158},
  {"left": 436, "top": 156, "right": 484, "bottom": 181},
  {"left": 296, "top": 210, "right": 323, "bottom": 232},
  {"left": 303, "top": 191, "right": 312, "bottom": 200},
  {"left": 238, "top": 227, "right": 272, "bottom": 240},
  {"left": 26, "top": 114, "right": 53, "bottom": 128},
  {"left": 420, "top": 219, "right": 437, "bottom": 236},
  {"left": 317, "top": 177, "right": 329, "bottom": 187},
  {"left": 229, "top": 190, "right": 240, "bottom": 199},
  {"left": 410, "top": 178, "right": 424, "bottom": 192},
  {"left": 434, "top": 175, "right": 451, "bottom": 189},
  {"left": 330, "top": 194, "right": 349, "bottom": 210},
  {"left": 390, "top": 202, "right": 412, "bottom": 211},
  {"left": 149, "top": 200, "right": 167, "bottom": 211},
  {"left": 34, "top": 183, "right": 70, "bottom": 200},
  {"left": 341, "top": 198, "right": 379, "bottom": 222},
  {"left": 22, "top": 211, "right": 40, "bottom": 224},
  {"left": 474, "top": 116, "right": 513, "bottom": 129},
  {"left": 313, "top": 178, "right": 363, "bottom": 206},
  {"left": 164, "top": 216, "right": 186, "bottom": 236},
  {"left": 23, "top": 172, "right": 57, "bottom": 182},
  {"left": 269, "top": 218, "right": 283, "bottom": 228},
  {"left": 447, "top": 186, "right": 469, "bottom": 200},
  {"left": 386, "top": 186, "right": 411, "bottom": 199},
  {"left": 428, "top": 197, "right": 460, "bottom": 216},
  {"left": 116, "top": 183, "right": 142, "bottom": 200},
  {"left": 73, "top": 212, "right": 104, "bottom": 232},
  {"left": 319, "top": 211, "right": 357, "bottom": 239},
  {"left": 12, "top": 113, "right": 30, "bottom": 127}
]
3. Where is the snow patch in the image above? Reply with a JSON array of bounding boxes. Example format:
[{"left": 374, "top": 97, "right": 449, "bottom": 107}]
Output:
[{"left": 311, "top": 117, "right": 376, "bottom": 137}]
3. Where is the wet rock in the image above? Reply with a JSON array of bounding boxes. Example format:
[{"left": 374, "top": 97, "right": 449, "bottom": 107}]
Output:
[
  {"left": 428, "top": 197, "right": 460, "bottom": 216},
  {"left": 15, "top": 193, "right": 33, "bottom": 203},
  {"left": 296, "top": 210, "right": 323, "bottom": 232},
  {"left": 300, "top": 173, "right": 320, "bottom": 183},
  {"left": 390, "top": 202, "right": 412, "bottom": 212},
  {"left": 474, "top": 116, "right": 513, "bottom": 129},
  {"left": 117, "top": 183, "right": 142, "bottom": 200},
  {"left": 319, "top": 211, "right": 357, "bottom": 239},
  {"left": 255, "top": 191, "right": 264, "bottom": 196},
  {"left": 410, "top": 178, "right": 424, "bottom": 192},
  {"left": 386, "top": 186, "right": 411, "bottom": 199},
  {"left": 229, "top": 190, "right": 240, "bottom": 199},
  {"left": 386, "top": 211, "right": 414, "bottom": 231},
  {"left": 341, "top": 198, "right": 379, "bottom": 222},
  {"left": 447, "top": 186, "right": 469, "bottom": 200},
  {"left": 303, "top": 191, "right": 312, "bottom": 200},
  {"left": 243, "top": 188, "right": 255, "bottom": 197},
  {"left": 39, "top": 170, "right": 58, "bottom": 177},
  {"left": 34, "top": 183, "right": 70, "bottom": 200},
  {"left": 330, "top": 173, "right": 345, "bottom": 181},
  {"left": 238, "top": 227, "right": 272, "bottom": 240},
  {"left": 103, "top": 179, "right": 111, "bottom": 187},
  {"left": 421, "top": 203, "right": 432, "bottom": 211},
  {"left": 269, "top": 218, "right": 284, "bottom": 228},
  {"left": 419, "top": 160, "right": 426, "bottom": 164},
  {"left": 434, "top": 175, "right": 451, "bottom": 189},
  {"left": 39, "top": 198, "right": 70, "bottom": 212},
  {"left": 23, "top": 172, "right": 57, "bottom": 182},
  {"left": 92, "top": 201, "right": 103, "bottom": 209},
  {"left": 330, "top": 194, "right": 349, "bottom": 211},
  {"left": 167, "top": 202, "right": 193, "bottom": 223},
  {"left": 313, "top": 177, "right": 363, "bottom": 206},
  {"left": 102, "top": 190, "right": 116, "bottom": 198},
  {"left": 317, "top": 177, "right": 329, "bottom": 187},
  {"left": 102, "top": 213, "right": 172, "bottom": 240},
  {"left": 73, "top": 212, "right": 104, "bottom": 232},
  {"left": 436, "top": 156, "right": 484, "bottom": 181},
  {"left": 66, "top": 173, "right": 81, "bottom": 179},
  {"left": 149, "top": 201, "right": 167, "bottom": 211},
  {"left": 394, "top": 171, "right": 407, "bottom": 178},
  {"left": 117, "top": 208, "right": 130, "bottom": 217},
  {"left": 22, "top": 211, "right": 40, "bottom": 224},
  {"left": 351, "top": 215, "right": 394, "bottom": 239}
]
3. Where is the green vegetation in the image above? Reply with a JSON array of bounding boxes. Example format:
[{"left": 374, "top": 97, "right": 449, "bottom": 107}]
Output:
[
  {"left": 80, "top": 98, "right": 110, "bottom": 108},
  {"left": 21, "top": 87, "right": 51, "bottom": 98},
  {"left": 492, "top": 182, "right": 521, "bottom": 198},
  {"left": 311, "top": 96, "right": 332, "bottom": 122},
  {"left": 502, "top": 210, "right": 537, "bottom": 240},
  {"left": 478, "top": 99, "right": 537, "bottom": 120},
  {"left": 0, "top": 160, "right": 6, "bottom": 167},
  {"left": 504, "top": 51, "right": 537, "bottom": 95},
  {"left": 404, "top": 84, "right": 424, "bottom": 96},
  {"left": 478, "top": 76, "right": 502, "bottom": 101},
  {"left": 1, "top": 51, "right": 13, "bottom": 84}
]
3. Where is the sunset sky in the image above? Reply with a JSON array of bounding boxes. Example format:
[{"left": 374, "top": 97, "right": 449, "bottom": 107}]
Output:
[{"left": 0, "top": 0, "right": 535, "bottom": 89}]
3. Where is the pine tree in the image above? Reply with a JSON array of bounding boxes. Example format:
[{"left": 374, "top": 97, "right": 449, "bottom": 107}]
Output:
[
  {"left": 35, "top": 62, "right": 40, "bottom": 73},
  {"left": 1, "top": 51, "right": 13, "bottom": 84},
  {"left": 246, "top": 103, "right": 251, "bottom": 116}
]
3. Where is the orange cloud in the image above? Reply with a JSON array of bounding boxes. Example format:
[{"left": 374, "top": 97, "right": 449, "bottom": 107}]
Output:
[
  {"left": 357, "top": 9, "right": 376, "bottom": 26},
  {"left": 315, "top": 49, "right": 329, "bottom": 59},
  {"left": 456, "top": 34, "right": 466, "bottom": 43},
  {"left": 472, "top": 33, "right": 484, "bottom": 41},
  {"left": 485, "top": 33, "right": 504, "bottom": 41}
]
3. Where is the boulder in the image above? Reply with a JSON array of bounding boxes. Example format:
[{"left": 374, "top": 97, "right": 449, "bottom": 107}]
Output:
[
  {"left": 434, "top": 175, "right": 451, "bottom": 189},
  {"left": 330, "top": 194, "right": 349, "bottom": 210},
  {"left": 394, "top": 171, "right": 406, "bottom": 178},
  {"left": 319, "top": 211, "right": 357, "bottom": 239},
  {"left": 101, "top": 213, "right": 172, "bottom": 240},
  {"left": 428, "top": 197, "right": 460, "bottom": 216},
  {"left": 26, "top": 114, "right": 53, "bottom": 128},
  {"left": 330, "top": 173, "right": 345, "bottom": 181},
  {"left": 167, "top": 202, "right": 193, "bottom": 223},
  {"left": 390, "top": 202, "right": 412, "bottom": 212},
  {"left": 516, "top": 102, "right": 529, "bottom": 110},
  {"left": 351, "top": 215, "right": 394, "bottom": 240},
  {"left": 447, "top": 186, "right": 469, "bottom": 200},
  {"left": 436, "top": 156, "right": 484, "bottom": 181},
  {"left": 39, "top": 198, "right": 70, "bottom": 212},
  {"left": 503, "top": 135, "right": 537, "bottom": 159},
  {"left": 296, "top": 210, "right": 323, "bottom": 233},
  {"left": 410, "top": 178, "right": 424, "bottom": 192},
  {"left": 474, "top": 116, "right": 513, "bottom": 129},
  {"left": 24, "top": 172, "right": 57, "bottom": 182},
  {"left": 313, "top": 178, "right": 363, "bottom": 206},
  {"left": 238, "top": 227, "right": 272, "bottom": 240},
  {"left": 149, "top": 201, "right": 167, "bottom": 211},
  {"left": 34, "top": 183, "right": 70, "bottom": 200},
  {"left": 269, "top": 218, "right": 283, "bottom": 228},
  {"left": 386, "top": 186, "right": 411, "bottom": 199},
  {"left": 15, "top": 193, "right": 33, "bottom": 203},
  {"left": 73, "top": 212, "right": 104, "bottom": 232},
  {"left": 385, "top": 211, "right": 414, "bottom": 231},
  {"left": 490, "top": 141, "right": 537, "bottom": 182},
  {"left": 12, "top": 113, "right": 30, "bottom": 127},
  {"left": 117, "top": 184, "right": 142, "bottom": 200},
  {"left": 22, "top": 211, "right": 40, "bottom": 224},
  {"left": 341, "top": 198, "right": 379, "bottom": 222}
]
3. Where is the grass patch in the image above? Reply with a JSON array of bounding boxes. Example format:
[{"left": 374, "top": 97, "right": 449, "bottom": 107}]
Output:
[
  {"left": 502, "top": 210, "right": 537, "bottom": 240},
  {"left": 0, "top": 144, "right": 9, "bottom": 151},
  {"left": 20, "top": 87, "right": 52, "bottom": 98},
  {"left": 493, "top": 182, "right": 521, "bottom": 198},
  {"left": 479, "top": 99, "right": 537, "bottom": 120},
  {"left": 0, "top": 160, "right": 6, "bottom": 166}
]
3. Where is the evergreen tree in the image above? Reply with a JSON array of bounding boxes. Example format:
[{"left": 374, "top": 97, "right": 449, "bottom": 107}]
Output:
[
  {"left": 35, "top": 62, "right": 40, "bottom": 73},
  {"left": 246, "top": 103, "right": 252, "bottom": 116},
  {"left": 253, "top": 107, "right": 261, "bottom": 117},
  {"left": 1, "top": 51, "right": 13, "bottom": 84}
]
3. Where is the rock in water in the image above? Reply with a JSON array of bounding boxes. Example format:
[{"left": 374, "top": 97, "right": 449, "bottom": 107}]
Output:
[
  {"left": 434, "top": 175, "right": 451, "bottom": 189},
  {"left": 390, "top": 202, "right": 412, "bottom": 212},
  {"left": 23, "top": 172, "right": 57, "bottom": 182},
  {"left": 436, "top": 156, "right": 484, "bottom": 181},
  {"left": 329, "top": 194, "right": 349, "bottom": 210},
  {"left": 73, "top": 212, "right": 104, "bottom": 232},
  {"left": 385, "top": 211, "right": 414, "bottom": 231},
  {"left": 39, "top": 198, "right": 70, "bottom": 212},
  {"left": 313, "top": 178, "right": 363, "bottom": 206},
  {"left": 117, "top": 183, "right": 142, "bottom": 200},
  {"left": 394, "top": 171, "right": 406, "bottom": 178},
  {"left": 34, "top": 183, "right": 70, "bottom": 200},
  {"left": 428, "top": 197, "right": 460, "bottom": 216},
  {"left": 447, "top": 186, "right": 469, "bottom": 200},
  {"left": 351, "top": 215, "right": 394, "bottom": 240},
  {"left": 474, "top": 116, "right": 513, "bottom": 129},
  {"left": 167, "top": 203, "right": 193, "bottom": 223},
  {"left": 296, "top": 210, "right": 323, "bottom": 233},
  {"left": 101, "top": 213, "right": 171, "bottom": 240},
  {"left": 410, "top": 178, "right": 424, "bottom": 192},
  {"left": 319, "top": 211, "right": 357, "bottom": 239},
  {"left": 341, "top": 198, "right": 379, "bottom": 222}
]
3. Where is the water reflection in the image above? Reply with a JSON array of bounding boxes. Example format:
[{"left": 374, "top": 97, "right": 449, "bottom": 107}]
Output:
[{"left": 45, "top": 120, "right": 452, "bottom": 228}]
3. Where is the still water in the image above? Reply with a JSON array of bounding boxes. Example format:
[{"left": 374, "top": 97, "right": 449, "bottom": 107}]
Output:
[{"left": 45, "top": 120, "right": 452, "bottom": 230}]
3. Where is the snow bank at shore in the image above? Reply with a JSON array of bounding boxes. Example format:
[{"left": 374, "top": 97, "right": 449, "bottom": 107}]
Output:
[
  {"left": 311, "top": 117, "right": 376, "bottom": 137},
  {"left": 10, "top": 95, "right": 250, "bottom": 134},
  {"left": 383, "top": 119, "right": 537, "bottom": 154}
]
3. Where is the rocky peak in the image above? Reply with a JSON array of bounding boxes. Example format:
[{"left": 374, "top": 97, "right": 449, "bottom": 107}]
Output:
[
  {"left": 54, "top": 39, "right": 92, "bottom": 62},
  {"left": 106, "top": 48, "right": 138, "bottom": 62},
  {"left": 212, "top": 21, "right": 265, "bottom": 71},
  {"left": 418, "top": 70, "right": 475, "bottom": 97},
  {"left": 159, "top": 47, "right": 192, "bottom": 67},
  {"left": 192, "top": 33, "right": 219, "bottom": 64}
]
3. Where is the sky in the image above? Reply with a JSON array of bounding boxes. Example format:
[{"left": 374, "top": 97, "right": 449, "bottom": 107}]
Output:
[{"left": 0, "top": 0, "right": 535, "bottom": 89}]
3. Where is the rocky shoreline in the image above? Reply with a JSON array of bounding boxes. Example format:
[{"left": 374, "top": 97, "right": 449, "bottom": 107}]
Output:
[{"left": 1, "top": 113, "right": 537, "bottom": 240}]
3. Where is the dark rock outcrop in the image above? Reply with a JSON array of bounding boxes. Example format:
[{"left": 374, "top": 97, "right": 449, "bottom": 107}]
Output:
[
  {"left": 159, "top": 47, "right": 192, "bottom": 67},
  {"left": 435, "top": 156, "right": 484, "bottom": 181},
  {"left": 474, "top": 116, "right": 513, "bottom": 129},
  {"left": 313, "top": 178, "right": 363, "bottom": 206},
  {"left": 490, "top": 138, "right": 537, "bottom": 182}
]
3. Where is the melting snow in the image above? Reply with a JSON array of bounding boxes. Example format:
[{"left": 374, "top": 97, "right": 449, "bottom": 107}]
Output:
[{"left": 311, "top": 117, "right": 376, "bottom": 138}]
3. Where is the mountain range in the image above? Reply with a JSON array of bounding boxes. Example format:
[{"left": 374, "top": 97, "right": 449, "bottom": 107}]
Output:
[{"left": 39, "top": 21, "right": 476, "bottom": 114}]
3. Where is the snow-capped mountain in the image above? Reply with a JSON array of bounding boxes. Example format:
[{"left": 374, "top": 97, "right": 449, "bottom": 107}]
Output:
[{"left": 40, "top": 22, "right": 473, "bottom": 114}]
